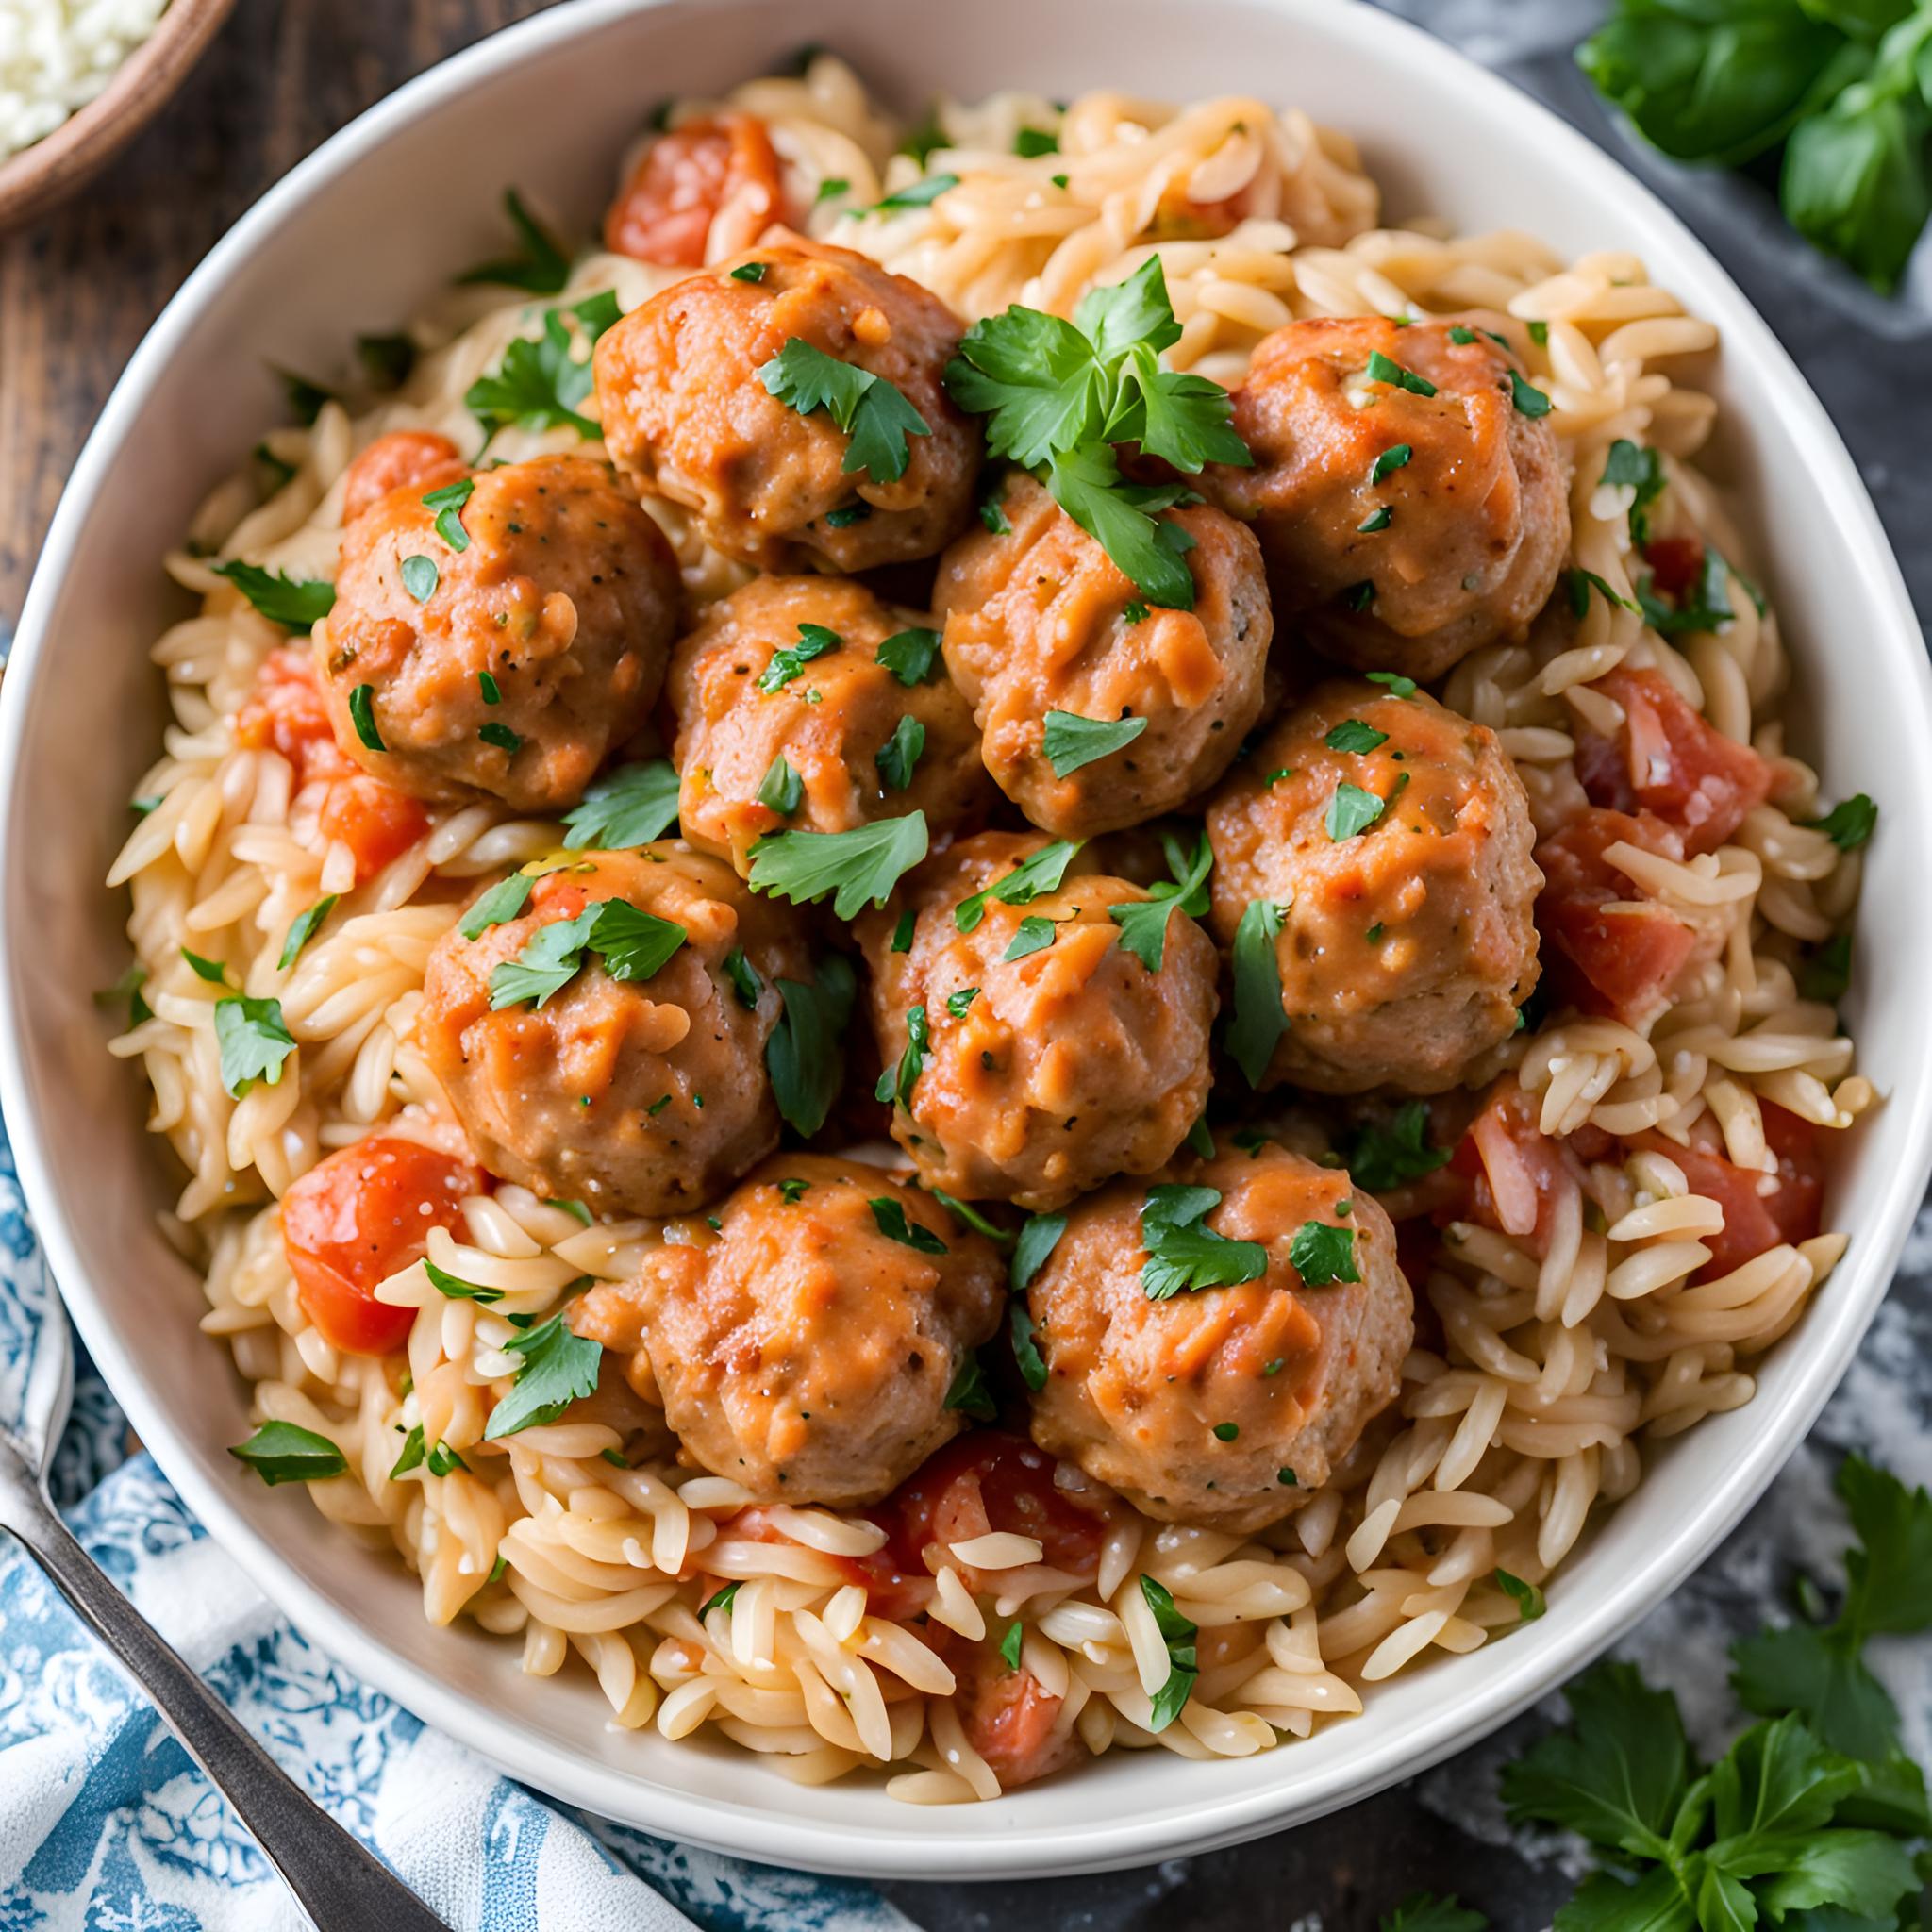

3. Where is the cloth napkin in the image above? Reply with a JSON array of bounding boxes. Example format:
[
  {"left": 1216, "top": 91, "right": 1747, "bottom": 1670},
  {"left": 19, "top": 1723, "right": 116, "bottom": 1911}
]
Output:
[{"left": 0, "top": 1108, "right": 917, "bottom": 1932}]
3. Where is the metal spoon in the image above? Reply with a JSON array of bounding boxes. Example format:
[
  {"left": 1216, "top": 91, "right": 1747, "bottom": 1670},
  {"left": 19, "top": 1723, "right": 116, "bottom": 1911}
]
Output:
[{"left": 0, "top": 1307, "right": 454, "bottom": 1932}]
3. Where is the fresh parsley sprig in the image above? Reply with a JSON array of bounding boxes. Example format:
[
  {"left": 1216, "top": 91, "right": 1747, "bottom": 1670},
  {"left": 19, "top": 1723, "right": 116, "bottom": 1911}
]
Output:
[
  {"left": 484, "top": 1310, "right": 603, "bottom": 1439},
  {"left": 465, "top": 291, "right": 621, "bottom": 449},
  {"left": 560, "top": 759, "right": 680, "bottom": 850},
  {"left": 213, "top": 561, "right": 335, "bottom": 633},
  {"left": 1140, "top": 1184, "right": 1267, "bottom": 1301},
  {"left": 457, "top": 189, "right": 573, "bottom": 293},
  {"left": 749, "top": 811, "right": 929, "bottom": 918},
  {"left": 487, "top": 897, "right": 686, "bottom": 1010},
  {"left": 766, "top": 955, "right": 857, "bottom": 1137},
  {"left": 1108, "top": 829, "right": 1211, "bottom": 973},
  {"left": 758, "top": 338, "right": 932, "bottom": 485}
]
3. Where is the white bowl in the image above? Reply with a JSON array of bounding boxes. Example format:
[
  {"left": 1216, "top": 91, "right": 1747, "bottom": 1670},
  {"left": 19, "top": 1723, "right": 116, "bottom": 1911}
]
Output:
[{"left": 4, "top": 0, "right": 1930, "bottom": 1881}]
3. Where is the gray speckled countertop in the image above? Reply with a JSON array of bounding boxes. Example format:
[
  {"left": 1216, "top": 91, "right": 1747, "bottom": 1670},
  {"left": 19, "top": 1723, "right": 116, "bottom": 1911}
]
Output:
[{"left": 881, "top": 5, "right": 1932, "bottom": 1924}]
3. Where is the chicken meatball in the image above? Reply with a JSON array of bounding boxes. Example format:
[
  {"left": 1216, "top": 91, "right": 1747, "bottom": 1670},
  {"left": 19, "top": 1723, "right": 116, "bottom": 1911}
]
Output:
[
  {"left": 1024, "top": 1145, "right": 1412, "bottom": 1532},
  {"left": 1203, "top": 315, "right": 1570, "bottom": 683},
  {"left": 669, "top": 575, "right": 993, "bottom": 873},
  {"left": 317, "top": 454, "right": 680, "bottom": 814},
  {"left": 858, "top": 832, "right": 1219, "bottom": 1210},
  {"left": 935, "top": 474, "right": 1273, "bottom": 839},
  {"left": 594, "top": 235, "right": 981, "bottom": 573},
  {"left": 419, "top": 845, "right": 810, "bottom": 1216},
  {"left": 1206, "top": 678, "right": 1541, "bottom": 1094},
  {"left": 571, "top": 1156, "right": 1004, "bottom": 1506}
]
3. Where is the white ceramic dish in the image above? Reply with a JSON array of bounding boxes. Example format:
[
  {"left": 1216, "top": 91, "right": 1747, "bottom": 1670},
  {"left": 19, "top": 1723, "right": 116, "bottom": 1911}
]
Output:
[{"left": 4, "top": 0, "right": 1930, "bottom": 1881}]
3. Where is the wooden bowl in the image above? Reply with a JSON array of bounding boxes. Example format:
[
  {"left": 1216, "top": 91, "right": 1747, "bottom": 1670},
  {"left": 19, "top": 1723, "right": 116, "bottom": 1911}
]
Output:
[{"left": 0, "top": 0, "right": 238, "bottom": 233}]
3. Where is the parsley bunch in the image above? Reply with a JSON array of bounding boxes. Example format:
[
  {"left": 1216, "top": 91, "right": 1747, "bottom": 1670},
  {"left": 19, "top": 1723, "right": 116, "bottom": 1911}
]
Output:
[{"left": 945, "top": 256, "right": 1252, "bottom": 608}]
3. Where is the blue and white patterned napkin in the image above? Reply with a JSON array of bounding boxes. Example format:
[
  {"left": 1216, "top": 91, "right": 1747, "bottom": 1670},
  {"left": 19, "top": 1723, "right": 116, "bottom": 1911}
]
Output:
[{"left": 0, "top": 1112, "right": 916, "bottom": 1932}]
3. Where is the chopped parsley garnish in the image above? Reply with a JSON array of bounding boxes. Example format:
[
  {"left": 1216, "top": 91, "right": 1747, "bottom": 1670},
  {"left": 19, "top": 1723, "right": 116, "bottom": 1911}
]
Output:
[
  {"left": 935, "top": 1191, "right": 1008, "bottom": 1242},
  {"left": 228, "top": 1420, "right": 346, "bottom": 1486},
  {"left": 1324, "top": 718, "right": 1389, "bottom": 755},
  {"left": 945, "top": 986, "right": 980, "bottom": 1019},
  {"left": 1185, "top": 1116, "right": 1215, "bottom": 1158},
  {"left": 1288, "top": 1219, "right": 1358, "bottom": 1286},
  {"left": 487, "top": 898, "right": 686, "bottom": 1009},
  {"left": 1140, "top": 1184, "right": 1267, "bottom": 1301},
  {"left": 1566, "top": 567, "right": 1641, "bottom": 618},
  {"left": 560, "top": 758, "right": 679, "bottom": 849},
  {"left": 464, "top": 292, "right": 618, "bottom": 446},
  {"left": 1370, "top": 442, "right": 1413, "bottom": 484},
  {"left": 944, "top": 255, "right": 1249, "bottom": 607},
  {"left": 1807, "top": 793, "right": 1877, "bottom": 851},
  {"left": 95, "top": 964, "right": 151, "bottom": 1027},
  {"left": 1507, "top": 372, "right": 1552, "bottom": 417},
  {"left": 1638, "top": 545, "right": 1736, "bottom": 636},
  {"left": 978, "top": 478, "right": 1012, "bottom": 534},
  {"left": 869, "top": 1196, "right": 948, "bottom": 1255},
  {"left": 1009, "top": 1299, "right": 1048, "bottom": 1391},
  {"left": 1447, "top": 325, "right": 1478, "bottom": 345},
  {"left": 390, "top": 1425, "right": 425, "bottom": 1479},
  {"left": 424, "top": 1257, "right": 504, "bottom": 1305},
  {"left": 477, "top": 670, "right": 502, "bottom": 704},
  {"left": 890, "top": 908, "right": 916, "bottom": 954},
  {"left": 276, "top": 368, "right": 334, "bottom": 425},
  {"left": 1014, "top": 127, "right": 1059, "bottom": 157},
  {"left": 1122, "top": 600, "right": 1150, "bottom": 625},
  {"left": 824, "top": 502, "right": 871, "bottom": 527},
  {"left": 872, "top": 172, "right": 960, "bottom": 211},
  {"left": 955, "top": 840, "right": 1081, "bottom": 933},
  {"left": 212, "top": 560, "right": 335, "bottom": 633},
  {"left": 459, "top": 872, "right": 535, "bottom": 940},
  {"left": 1798, "top": 930, "right": 1853, "bottom": 1005},
  {"left": 700, "top": 1582, "right": 741, "bottom": 1619},
  {"left": 815, "top": 176, "right": 850, "bottom": 205},
  {"left": 1325, "top": 781, "right": 1390, "bottom": 841},
  {"left": 456, "top": 188, "right": 571, "bottom": 293},
  {"left": 760, "top": 623, "right": 841, "bottom": 691},
  {"left": 1226, "top": 899, "right": 1286, "bottom": 1089},
  {"left": 423, "top": 476, "right": 475, "bottom": 552},
  {"left": 182, "top": 948, "right": 228, "bottom": 984},
  {"left": 758, "top": 338, "right": 932, "bottom": 485},
  {"left": 478, "top": 721, "right": 522, "bottom": 756},
  {"left": 999, "top": 1618, "right": 1025, "bottom": 1670},
  {"left": 215, "top": 996, "right": 295, "bottom": 1097},
  {"left": 483, "top": 1311, "right": 603, "bottom": 1439},
  {"left": 1495, "top": 1568, "right": 1546, "bottom": 1623},
  {"left": 899, "top": 108, "right": 946, "bottom": 167},
  {"left": 277, "top": 896, "right": 338, "bottom": 971},
  {"left": 1357, "top": 506, "right": 1393, "bottom": 533},
  {"left": 1601, "top": 438, "right": 1665, "bottom": 548},
  {"left": 1140, "top": 1576, "right": 1198, "bottom": 1732},
  {"left": 776, "top": 1177, "right": 811, "bottom": 1206},
  {"left": 1042, "top": 709, "right": 1149, "bottom": 777},
  {"left": 399, "top": 555, "right": 439, "bottom": 603},
  {"left": 875, "top": 714, "right": 926, "bottom": 791},
  {"left": 1527, "top": 320, "right": 1549, "bottom": 346},
  {"left": 756, "top": 754, "right": 805, "bottom": 816},
  {"left": 1344, "top": 1101, "right": 1451, "bottom": 1191},
  {"left": 1108, "top": 828, "right": 1212, "bottom": 973},
  {"left": 1002, "top": 915, "right": 1059, "bottom": 961},
  {"left": 943, "top": 1353, "right": 999, "bottom": 1422},
  {"left": 1212, "top": 1422, "right": 1240, "bottom": 1442},
  {"left": 876, "top": 626, "right": 941, "bottom": 685},
  {"left": 723, "top": 946, "right": 763, "bottom": 1008},
  {"left": 1365, "top": 349, "right": 1437, "bottom": 397},
  {"left": 1342, "top": 580, "right": 1375, "bottom": 612},
  {"left": 749, "top": 811, "right": 929, "bottom": 917},
  {"left": 730, "top": 260, "right": 768, "bottom": 283},
  {"left": 1365, "top": 671, "right": 1417, "bottom": 697},
  {"left": 1010, "top": 1211, "right": 1066, "bottom": 1293},
  {"left": 875, "top": 1003, "right": 930, "bottom": 1109},
  {"left": 766, "top": 955, "right": 857, "bottom": 1137}
]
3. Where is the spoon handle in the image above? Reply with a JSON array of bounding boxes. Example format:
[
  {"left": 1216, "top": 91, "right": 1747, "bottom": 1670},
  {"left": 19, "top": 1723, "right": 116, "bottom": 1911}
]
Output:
[{"left": 0, "top": 1464, "right": 453, "bottom": 1932}]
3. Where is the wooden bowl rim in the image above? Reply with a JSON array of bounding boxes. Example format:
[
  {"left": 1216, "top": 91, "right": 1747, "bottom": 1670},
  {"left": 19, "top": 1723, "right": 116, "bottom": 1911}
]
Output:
[{"left": 0, "top": 0, "right": 239, "bottom": 232}]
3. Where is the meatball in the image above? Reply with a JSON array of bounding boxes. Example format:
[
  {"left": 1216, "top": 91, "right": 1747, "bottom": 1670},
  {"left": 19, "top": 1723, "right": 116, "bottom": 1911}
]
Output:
[
  {"left": 935, "top": 474, "right": 1273, "bottom": 839},
  {"left": 668, "top": 575, "right": 993, "bottom": 873},
  {"left": 1205, "top": 678, "right": 1541, "bottom": 1094},
  {"left": 317, "top": 454, "right": 680, "bottom": 814},
  {"left": 570, "top": 1156, "right": 1004, "bottom": 1506},
  {"left": 858, "top": 832, "right": 1219, "bottom": 1210},
  {"left": 340, "top": 430, "right": 466, "bottom": 526},
  {"left": 1203, "top": 315, "right": 1571, "bottom": 683},
  {"left": 593, "top": 235, "right": 981, "bottom": 573},
  {"left": 1024, "top": 1145, "right": 1413, "bottom": 1532},
  {"left": 419, "top": 845, "right": 809, "bottom": 1216}
]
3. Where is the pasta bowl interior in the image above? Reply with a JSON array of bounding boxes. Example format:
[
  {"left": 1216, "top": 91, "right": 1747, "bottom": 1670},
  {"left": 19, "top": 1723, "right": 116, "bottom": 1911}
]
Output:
[{"left": 4, "top": 0, "right": 1932, "bottom": 1880}]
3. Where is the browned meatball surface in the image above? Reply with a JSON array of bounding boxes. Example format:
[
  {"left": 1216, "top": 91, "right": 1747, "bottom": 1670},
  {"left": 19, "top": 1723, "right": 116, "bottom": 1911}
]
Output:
[
  {"left": 1203, "top": 315, "right": 1570, "bottom": 683},
  {"left": 935, "top": 474, "right": 1272, "bottom": 840},
  {"left": 1024, "top": 1145, "right": 1412, "bottom": 1532},
  {"left": 419, "top": 845, "right": 809, "bottom": 1216},
  {"left": 858, "top": 832, "right": 1218, "bottom": 1211},
  {"left": 593, "top": 235, "right": 981, "bottom": 573},
  {"left": 571, "top": 1156, "right": 1004, "bottom": 1506},
  {"left": 1206, "top": 678, "right": 1541, "bottom": 1095},
  {"left": 668, "top": 575, "right": 993, "bottom": 873},
  {"left": 317, "top": 455, "right": 679, "bottom": 814}
]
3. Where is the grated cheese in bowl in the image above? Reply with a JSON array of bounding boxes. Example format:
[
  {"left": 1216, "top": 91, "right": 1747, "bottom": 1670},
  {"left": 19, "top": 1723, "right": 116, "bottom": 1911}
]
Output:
[{"left": 0, "top": 0, "right": 173, "bottom": 161}]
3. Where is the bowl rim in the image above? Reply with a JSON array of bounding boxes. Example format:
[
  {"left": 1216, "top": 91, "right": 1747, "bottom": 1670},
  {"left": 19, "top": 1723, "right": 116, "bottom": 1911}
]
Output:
[
  {"left": 0, "top": 0, "right": 240, "bottom": 234},
  {"left": 5, "top": 0, "right": 1932, "bottom": 1880}
]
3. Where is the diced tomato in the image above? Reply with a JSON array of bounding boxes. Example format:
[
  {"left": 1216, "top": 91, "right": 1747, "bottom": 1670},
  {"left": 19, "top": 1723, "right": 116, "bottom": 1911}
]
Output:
[
  {"left": 281, "top": 1138, "right": 485, "bottom": 1355},
  {"left": 604, "top": 112, "right": 785, "bottom": 266},
  {"left": 1574, "top": 667, "right": 1771, "bottom": 856},
  {"left": 874, "top": 1431, "right": 1109, "bottom": 1591},
  {"left": 236, "top": 650, "right": 430, "bottom": 880},
  {"left": 340, "top": 429, "right": 464, "bottom": 525},
  {"left": 1536, "top": 808, "right": 1700, "bottom": 1026},
  {"left": 1445, "top": 1078, "right": 1582, "bottom": 1254},
  {"left": 939, "top": 1631, "right": 1083, "bottom": 1790},
  {"left": 1643, "top": 535, "right": 1705, "bottom": 600},
  {"left": 1639, "top": 1105, "right": 1824, "bottom": 1281}
]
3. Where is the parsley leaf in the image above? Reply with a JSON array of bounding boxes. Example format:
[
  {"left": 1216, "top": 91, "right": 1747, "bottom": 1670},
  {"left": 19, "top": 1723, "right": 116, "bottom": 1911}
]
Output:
[
  {"left": 1140, "top": 1575, "right": 1198, "bottom": 1732},
  {"left": 464, "top": 294, "right": 615, "bottom": 445},
  {"left": 999, "top": 1617, "right": 1026, "bottom": 1669},
  {"left": 873, "top": 172, "right": 959, "bottom": 210},
  {"left": 760, "top": 622, "right": 841, "bottom": 691},
  {"left": 1046, "top": 441, "right": 1200, "bottom": 609},
  {"left": 1140, "top": 1184, "right": 1268, "bottom": 1301},
  {"left": 560, "top": 759, "right": 679, "bottom": 850},
  {"left": 943, "top": 1353, "right": 998, "bottom": 1421},
  {"left": 1344, "top": 1102, "right": 1451, "bottom": 1191},
  {"left": 870, "top": 1196, "right": 948, "bottom": 1255},
  {"left": 423, "top": 476, "right": 475, "bottom": 552},
  {"left": 1326, "top": 781, "right": 1391, "bottom": 841},
  {"left": 1602, "top": 439, "right": 1666, "bottom": 548},
  {"left": 1043, "top": 708, "right": 1149, "bottom": 777},
  {"left": 358, "top": 332, "right": 415, "bottom": 389},
  {"left": 212, "top": 560, "right": 335, "bottom": 633},
  {"left": 1495, "top": 1569, "right": 1547, "bottom": 1623},
  {"left": 756, "top": 755, "right": 804, "bottom": 816},
  {"left": 723, "top": 946, "right": 762, "bottom": 1008},
  {"left": 955, "top": 840, "right": 1081, "bottom": 933},
  {"left": 277, "top": 895, "right": 338, "bottom": 971},
  {"left": 424, "top": 1257, "right": 504, "bottom": 1305},
  {"left": 1011, "top": 1211, "right": 1067, "bottom": 1293},
  {"left": 1009, "top": 1298, "right": 1048, "bottom": 1391},
  {"left": 1108, "top": 828, "right": 1212, "bottom": 972},
  {"left": 487, "top": 906, "right": 600, "bottom": 1009},
  {"left": 459, "top": 872, "right": 536, "bottom": 940},
  {"left": 875, "top": 1002, "right": 929, "bottom": 1110},
  {"left": 1325, "top": 719, "right": 1389, "bottom": 755},
  {"left": 1289, "top": 1220, "right": 1357, "bottom": 1286},
  {"left": 877, "top": 627, "right": 941, "bottom": 685},
  {"left": 934, "top": 1191, "right": 1009, "bottom": 1242},
  {"left": 457, "top": 190, "right": 572, "bottom": 292},
  {"left": 749, "top": 811, "right": 929, "bottom": 918},
  {"left": 1807, "top": 794, "right": 1878, "bottom": 851},
  {"left": 1379, "top": 1898, "right": 1489, "bottom": 1932},
  {"left": 1002, "top": 915, "right": 1059, "bottom": 961},
  {"left": 215, "top": 996, "right": 296, "bottom": 1097},
  {"left": 766, "top": 955, "right": 857, "bottom": 1137},
  {"left": 484, "top": 1310, "right": 603, "bottom": 1439},
  {"left": 588, "top": 901, "right": 688, "bottom": 983},
  {"left": 1366, "top": 349, "right": 1437, "bottom": 397},
  {"left": 1225, "top": 899, "right": 1286, "bottom": 1088},
  {"left": 1370, "top": 443, "right": 1414, "bottom": 484},
  {"left": 1014, "top": 127, "right": 1059, "bottom": 158},
  {"left": 228, "top": 1420, "right": 346, "bottom": 1486},
  {"left": 875, "top": 714, "right": 926, "bottom": 791},
  {"left": 758, "top": 338, "right": 932, "bottom": 484}
]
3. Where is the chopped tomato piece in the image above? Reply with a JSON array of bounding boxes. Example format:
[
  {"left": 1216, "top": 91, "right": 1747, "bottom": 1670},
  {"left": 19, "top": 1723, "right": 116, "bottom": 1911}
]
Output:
[
  {"left": 1639, "top": 1105, "right": 1824, "bottom": 1281},
  {"left": 340, "top": 430, "right": 464, "bottom": 525},
  {"left": 604, "top": 113, "right": 785, "bottom": 266},
  {"left": 941, "top": 1631, "right": 1083, "bottom": 1789},
  {"left": 1537, "top": 808, "right": 1700, "bottom": 1025},
  {"left": 318, "top": 776, "right": 431, "bottom": 878},
  {"left": 1643, "top": 535, "right": 1705, "bottom": 600},
  {"left": 281, "top": 1138, "right": 484, "bottom": 1355},
  {"left": 1446, "top": 1078, "right": 1581, "bottom": 1254},
  {"left": 1575, "top": 667, "right": 1771, "bottom": 856}
]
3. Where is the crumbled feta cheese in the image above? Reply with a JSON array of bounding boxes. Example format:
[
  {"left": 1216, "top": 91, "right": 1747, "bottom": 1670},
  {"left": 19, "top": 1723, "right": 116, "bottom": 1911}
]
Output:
[{"left": 0, "top": 0, "right": 171, "bottom": 161}]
